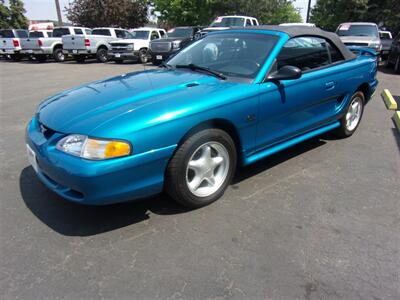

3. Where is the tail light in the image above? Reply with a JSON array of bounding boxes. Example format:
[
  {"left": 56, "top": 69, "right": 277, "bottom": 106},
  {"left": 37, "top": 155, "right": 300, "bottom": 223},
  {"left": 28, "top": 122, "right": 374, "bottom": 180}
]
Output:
[
  {"left": 84, "top": 39, "right": 90, "bottom": 47},
  {"left": 38, "top": 39, "right": 43, "bottom": 46},
  {"left": 13, "top": 39, "right": 19, "bottom": 47}
]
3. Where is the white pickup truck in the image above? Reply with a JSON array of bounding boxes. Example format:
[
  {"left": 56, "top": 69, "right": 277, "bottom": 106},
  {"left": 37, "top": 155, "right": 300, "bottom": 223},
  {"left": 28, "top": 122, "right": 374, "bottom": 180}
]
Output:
[
  {"left": 197, "top": 16, "right": 259, "bottom": 38},
  {"left": 20, "top": 27, "right": 91, "bottom": 62},
  {"left": 0, "top": 29, "right": 29, "bottom": 60},
  {"left": 63, "top": 27, "right": 132, "bottom": 63},
  {"left": 108, "top": 27, "right": 167, "bottom": 63}
]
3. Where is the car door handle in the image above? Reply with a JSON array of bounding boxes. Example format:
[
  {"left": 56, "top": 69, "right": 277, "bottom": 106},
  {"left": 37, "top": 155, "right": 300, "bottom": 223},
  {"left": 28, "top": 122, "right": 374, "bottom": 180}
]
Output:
[{"left": 325, "top": 81, "right": 336, "bottom": 90}]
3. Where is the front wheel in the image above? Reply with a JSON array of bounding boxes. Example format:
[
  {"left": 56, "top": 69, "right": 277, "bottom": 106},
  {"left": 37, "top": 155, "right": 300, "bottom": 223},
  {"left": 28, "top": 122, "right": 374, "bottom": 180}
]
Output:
[
  {"left": 165, "top": 129, "right": 237, "bottom": 208},
  {"left": 96, "top": 48, "right": 108, "bottom": 63},
  {"left": 53, "top": 48, "right": 65, "bottom": 62},
  {"left": 334, "top": 91, "right": 364, "bottom": 138},
  {"left": 138, "top": 49, "right": 148, "bottom": 64}
]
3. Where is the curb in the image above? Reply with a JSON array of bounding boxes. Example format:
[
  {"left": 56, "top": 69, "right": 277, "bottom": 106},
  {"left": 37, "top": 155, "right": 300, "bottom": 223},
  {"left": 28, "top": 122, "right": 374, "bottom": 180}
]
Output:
[
  {"left": 381, "top": 89, "right": 397, "bottom": 110},
  {"left": 393, "top": 111, "right": 400, "bottom": 133}
]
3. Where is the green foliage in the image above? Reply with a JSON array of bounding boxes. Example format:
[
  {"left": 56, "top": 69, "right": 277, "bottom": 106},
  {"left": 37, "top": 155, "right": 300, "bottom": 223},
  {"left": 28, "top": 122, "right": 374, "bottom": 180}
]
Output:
[
  {"left": 66, "top": 0, "right": 148, "bottom": 28},
  {"left": 310, "top": 0, "right": 400, "bottom": 34},
  {"left": 153, "top": 0, "right": 302, "bottom": 26},
  {"left": 1, "top": 0, "right": 28, "bottom": 29},
  {"left": 0, "top": 0, "right": 11, "bottom": 29}
]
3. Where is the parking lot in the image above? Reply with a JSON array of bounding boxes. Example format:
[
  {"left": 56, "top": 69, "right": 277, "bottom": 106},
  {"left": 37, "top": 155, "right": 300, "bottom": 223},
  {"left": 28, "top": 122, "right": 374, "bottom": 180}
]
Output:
[{"left": 0, "top": 59, "right": 399, "bottom": 299}]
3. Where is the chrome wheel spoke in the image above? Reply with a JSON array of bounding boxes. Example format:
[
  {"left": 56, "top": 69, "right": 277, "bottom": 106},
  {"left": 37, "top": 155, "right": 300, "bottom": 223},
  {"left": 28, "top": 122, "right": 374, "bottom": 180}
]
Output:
[{"left": 345, "top": 97, "right": 362, "bottom": 131}]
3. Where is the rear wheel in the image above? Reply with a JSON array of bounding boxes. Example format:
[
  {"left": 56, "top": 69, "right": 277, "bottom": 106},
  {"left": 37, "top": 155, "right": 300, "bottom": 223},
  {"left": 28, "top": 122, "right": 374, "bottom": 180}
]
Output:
[
  {"left": 165, "top": 129, "right": 237, "bottom": 208},
  {"left": 53, "top": 48, "right": 65, "bottom": 62},
  {"left": 96, "top": 48, "right": 108, "bottom": 63},
  {"left": 334, "top": 91, "right": 364, "bottom": 138},
  {"left": 394, "top": 55, "right": 400, "bottom": 74}
]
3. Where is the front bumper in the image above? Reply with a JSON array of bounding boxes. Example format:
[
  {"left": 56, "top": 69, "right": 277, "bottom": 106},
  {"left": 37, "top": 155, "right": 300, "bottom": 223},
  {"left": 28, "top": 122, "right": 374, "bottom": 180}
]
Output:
[
  {"left": 25, "top": 118, "right": 176, "bottom": 205},
  {"left": 65, "top": 49, "right": 93, "bottom": 55},
  {"left": 149, "top": 49, "right": 179, "bottom": 62},
  {"left": 108, "top": 51, "right": 140, "bottom": 60},
  {"left": 1, "top": 49, "right": 20, "bottom": 54}
]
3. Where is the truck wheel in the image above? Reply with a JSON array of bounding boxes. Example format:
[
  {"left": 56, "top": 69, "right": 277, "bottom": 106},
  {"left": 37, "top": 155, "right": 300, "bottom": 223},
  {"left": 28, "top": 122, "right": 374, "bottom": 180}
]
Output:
[
  {"left": 34, "top": 55, "right": 47, "bottom": 62},
  {"left": 139, "top": 49, "right": 148, "bottom": 64},
  {"left": 74, "top": 55, "right": 85, "bottom": 63},
  {"left": 53, "top": 48, "right": 65, "bottom": 62},
  {"left": 165, "top": 129, "right": 237, "bottom": 208},
  {"left": 394, "top": 55, "right": 400, "bottom": 74},
  {"left": 96, "top": 48, "right": 108, "bottom": 63},
  {"left": 334, "top": 91, "right": 365, "bottom": 138}
]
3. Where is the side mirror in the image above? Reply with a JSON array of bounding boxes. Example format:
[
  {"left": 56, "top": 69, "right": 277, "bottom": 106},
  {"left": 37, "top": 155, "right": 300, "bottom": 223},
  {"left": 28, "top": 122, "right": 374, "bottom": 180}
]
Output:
[{"left": 267, "top": 65, "right": 302, "bottom": 81}]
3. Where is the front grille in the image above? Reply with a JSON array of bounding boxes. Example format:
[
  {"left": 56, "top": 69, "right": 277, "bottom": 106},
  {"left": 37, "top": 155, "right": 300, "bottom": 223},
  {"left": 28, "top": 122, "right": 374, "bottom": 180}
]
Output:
[
  {"left": 150, "top": 42, "right": 171, "bottom": 53},
  {"left": 344, "top": 42, "right": 369, "bottom": 47},
  {"left": 111, "top": 43, "right": 131, "bottom": 53}
]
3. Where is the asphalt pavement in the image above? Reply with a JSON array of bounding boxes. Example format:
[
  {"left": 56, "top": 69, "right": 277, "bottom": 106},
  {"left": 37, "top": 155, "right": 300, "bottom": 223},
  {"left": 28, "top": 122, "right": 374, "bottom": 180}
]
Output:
[{"left": 1, "top": 59, "right": 399, "bottom": 299}]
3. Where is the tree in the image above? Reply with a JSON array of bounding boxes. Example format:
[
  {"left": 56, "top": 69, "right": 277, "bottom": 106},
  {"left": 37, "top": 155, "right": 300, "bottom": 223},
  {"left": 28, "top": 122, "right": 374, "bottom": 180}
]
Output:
[
  {"left": 65, "top": 0, "right": 148, "bottom": 28},
  {"left": 8, "top": 0, "right": 28, "bottom": 28},
  {"left": 310, "top": 0, "right": 400, "bottom": 34},
  {"left": 153, "top": 0, "right": 302, "bottom": 27},
  {"left": 0, "top": 0, "right": 11, "bottom": 29}
]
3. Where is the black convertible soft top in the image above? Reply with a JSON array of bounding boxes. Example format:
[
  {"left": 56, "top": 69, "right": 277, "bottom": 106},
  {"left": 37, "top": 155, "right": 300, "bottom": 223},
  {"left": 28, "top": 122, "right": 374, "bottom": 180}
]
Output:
[{"left": 238, "top": 25, "right": 357, "bottom": 61}]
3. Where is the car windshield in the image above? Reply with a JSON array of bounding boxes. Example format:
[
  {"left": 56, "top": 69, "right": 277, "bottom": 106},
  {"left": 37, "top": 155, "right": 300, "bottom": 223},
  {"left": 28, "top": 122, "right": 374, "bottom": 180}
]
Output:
[
  {"left": 168, "top": 28, "right": 193, "bottom": 38},
  {"left": 210, "top": 17, "right": 245, "bottom": 27},
  {"left": 337, "top": 24, "right": 378, "bottom": 37},
  {"left": 131, "top": 31, "right": 149, "bottom": 39},
  {"left": 167, "top": 33, "right": 278, "bottom": 80},
  {"left": 53, "top": 28, "right": 70, "bottom": 37},
  {"left": 1, "top": 30, "right": 15, "bottom": 38}
]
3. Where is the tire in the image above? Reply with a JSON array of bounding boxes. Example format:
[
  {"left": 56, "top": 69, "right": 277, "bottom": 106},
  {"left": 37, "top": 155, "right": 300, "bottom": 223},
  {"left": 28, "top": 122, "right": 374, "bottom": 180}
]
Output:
[
  {"left": 53, "top": 48, "right": 65, "bottom": 62},
  {"left": 34, "top": 55, "right": 47, "bottom": 62},
  {"left": 165, "top": 128, "right": 237, "bottom": 208},
  {"left": 394, "top": 55, "right": 400, "bottom": 74},
  {"left": 96, "top": 47, "right": 108, "bottom": 63},
  {"left": 10, "top": 54, "right": 22, "bottom": 61},
  {"left": 74, "top": 55, "right": 85, "bottom": 63},
  {"left": 138, "top": 48, "right": 148, "bottom": 64},
  {"left": 334, "top": 91, "right": 365, "bottom": 138},
  {"left": 114, "top": 59, "right": 124, "bottom": 64}
]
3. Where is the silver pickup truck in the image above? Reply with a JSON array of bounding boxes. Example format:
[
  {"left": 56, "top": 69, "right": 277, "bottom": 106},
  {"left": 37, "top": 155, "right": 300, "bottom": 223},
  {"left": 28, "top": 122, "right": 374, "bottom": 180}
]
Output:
[
  {"left": 63, "top": 28, "right": 131, "bottom": 63},
  {"left": 20, "top": 27, "right": 91, "bottom": 62},
  {"left": 0, "top": 29, "right": 29, "bottom": 60}
]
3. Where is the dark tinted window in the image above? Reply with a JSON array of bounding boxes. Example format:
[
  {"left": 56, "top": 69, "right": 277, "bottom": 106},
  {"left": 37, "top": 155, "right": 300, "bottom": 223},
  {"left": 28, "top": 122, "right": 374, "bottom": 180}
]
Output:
[
  {"left": 131, "top": 30, "right": 149, "bottom": 39},
  {"left": 1, "top": 30, "right": 15, "bottom": 38},
  {"left": 336, "top": 24, "right": 378, "bottom": 37},
  {"left": 29, "top": 31, "right": 44, "bottom": 38},
  {"left": 277, "top": 37, "right": 330, "bottom": 71},
  {"left": 246, "top": 19, "right": 252, "bottom": 26},
  {"left": 74, "top": 28, "right": 83, "bottom": 35},
  {"left": 151, "top": 31, "right": 159, "bottom": 40},
  {"left": 115, "top": 29, "right": 125, "bottom": 38},
  {"left": 92, "top": 29, "right": 111, "bottom": 36},
  {"left": 16, "top": 30, "right": 28, "bottom": 38},
  {"left": 168, "top": 28, "right": 192, "bottom": 38},
  {"left": 53, "top": 28, "right": 70, "bottom": 37},
  {"left": 159, "top": 30, "right": 165, "bottom": 37}
]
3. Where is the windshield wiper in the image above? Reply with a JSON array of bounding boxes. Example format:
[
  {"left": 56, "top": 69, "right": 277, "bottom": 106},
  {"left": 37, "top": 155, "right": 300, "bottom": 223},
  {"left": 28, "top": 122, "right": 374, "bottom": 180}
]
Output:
[{"left": 175, "top": 64, "right": 226, "bottom": 80}]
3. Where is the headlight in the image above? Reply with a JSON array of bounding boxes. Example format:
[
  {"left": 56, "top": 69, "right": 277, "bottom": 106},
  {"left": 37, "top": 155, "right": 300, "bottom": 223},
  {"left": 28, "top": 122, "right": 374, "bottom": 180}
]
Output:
[
  {"left": 369, "top": 42, "right": 381, "bottom": 50},
  {"left": 172, "top": 41, "right": 181, "bottom": 49},
  {"left": 126, "top": 44, "right": 134, "bottom": 51},
  {"left": 56, "top": 134, "right": 131, "bottom": 160}
]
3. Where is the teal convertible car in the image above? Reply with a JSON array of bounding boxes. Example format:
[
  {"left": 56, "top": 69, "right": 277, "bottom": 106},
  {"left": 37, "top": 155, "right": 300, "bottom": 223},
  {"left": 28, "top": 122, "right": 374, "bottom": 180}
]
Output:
[{"left": 26, "top": 26, "right": 378, "bottom": 208}]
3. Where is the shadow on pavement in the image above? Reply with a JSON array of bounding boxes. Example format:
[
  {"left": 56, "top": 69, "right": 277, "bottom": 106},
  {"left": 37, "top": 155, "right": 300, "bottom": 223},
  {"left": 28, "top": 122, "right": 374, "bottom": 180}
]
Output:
[
  {"left": 391, "top": 128, "right": 400, "bottom": 153},
  {"left": 20, "top": 137, "right": 326, "bottom": 237}
]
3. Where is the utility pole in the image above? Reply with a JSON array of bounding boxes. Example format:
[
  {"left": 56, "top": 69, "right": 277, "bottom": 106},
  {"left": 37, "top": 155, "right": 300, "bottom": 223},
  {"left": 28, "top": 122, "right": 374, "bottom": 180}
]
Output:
[
  {"left": 306, "top": 0, "right": 312, "bottom": 23},
  {"left": 55, "top": 0, "right": 63, "bottom": 26}
]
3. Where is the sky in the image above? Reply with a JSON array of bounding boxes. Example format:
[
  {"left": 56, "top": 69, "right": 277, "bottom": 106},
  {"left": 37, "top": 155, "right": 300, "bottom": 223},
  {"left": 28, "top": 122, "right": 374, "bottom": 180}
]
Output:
[{"left": 10, "top": 0, "right": 317, "bottom": 24}]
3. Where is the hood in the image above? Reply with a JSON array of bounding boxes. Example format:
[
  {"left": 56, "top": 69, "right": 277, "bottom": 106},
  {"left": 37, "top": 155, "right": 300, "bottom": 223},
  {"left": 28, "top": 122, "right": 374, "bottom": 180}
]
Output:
[
  {"left": 37, "top": 69, "right": 248, "bottom": 137},
  {"left": 339, "top": 36, "right": 380, "bottom": 44},
  {"left": 151, "top": 37, "right": 187, "bottom": 43},
  {"left": 109, "top": 39, "right": 144, "bottom": 45}
]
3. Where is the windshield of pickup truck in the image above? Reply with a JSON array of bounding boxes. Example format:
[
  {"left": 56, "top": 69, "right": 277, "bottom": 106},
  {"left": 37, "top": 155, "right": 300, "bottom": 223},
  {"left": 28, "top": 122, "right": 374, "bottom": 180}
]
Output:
[
  {"left": 131, "top": 31, "right": 149, "bottom": 39},
  {"left": 92, "top": 29, "right": 111, "bottom": 36},
  {"left": 168, "top": 28, "right": 193, "bottom": 38},
  {"left": 53, "top": 28, "right": 70, "bottom": 37},
  {"left": 337, "top": 24, "right": 378, "bottom": 37},
  {"left": 167, "top": 33, "right": 278, "bottom": 80},
  {"left": 210, "top": 17, "right": 245, "bottom": 27}
]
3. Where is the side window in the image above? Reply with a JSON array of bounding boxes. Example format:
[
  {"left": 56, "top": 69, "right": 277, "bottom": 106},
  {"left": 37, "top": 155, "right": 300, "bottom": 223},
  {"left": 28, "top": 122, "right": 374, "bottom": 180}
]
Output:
[
  {"left": 48, "top": 31, "right": 53, "bottom": 37},
  {"left": 115, "top": 29, "right": 125, "bottom": 38},
  {"left": 246, "top": 19, "right": 252, "bottom": 26},
  {"left": 159, "top": 30, "right": 165, "bottom": 38},
  {"left": 277, "top": 36, "right": 330, "bottom": 71},
  {"left": 151, "top": 31, "right": 159, "bottom": 40},
  {"left": 17, "top": 30, "right": 28, "bottom": 38},
  {"left": 74, "top": 28, "right": 83, "bottom": 35},
  {"left": 85, "top": 29, "right": 92, "bottom": 35},
  {"left": 327, "top": 42, "right": 344, "bottom": 63}
]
